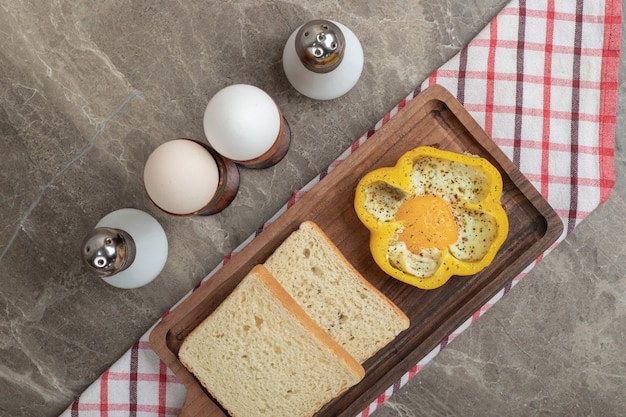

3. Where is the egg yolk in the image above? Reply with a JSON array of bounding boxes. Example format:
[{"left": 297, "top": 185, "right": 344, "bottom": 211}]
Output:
[{"left": 396, "top": 195, "right": 459, "bottom": 252}]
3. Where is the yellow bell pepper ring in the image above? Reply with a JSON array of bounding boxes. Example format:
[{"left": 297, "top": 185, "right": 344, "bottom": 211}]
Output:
[{"left": 354, "top": 146, "right": 509, "bottom": 290}]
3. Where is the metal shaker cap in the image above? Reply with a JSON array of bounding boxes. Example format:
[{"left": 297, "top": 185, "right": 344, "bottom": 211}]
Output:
[
  {"left": 81, "top": 227, "right": 136, "bottom": 277},
  {"left": 295, "top": 19, "right": 345, "bottom": 73}
]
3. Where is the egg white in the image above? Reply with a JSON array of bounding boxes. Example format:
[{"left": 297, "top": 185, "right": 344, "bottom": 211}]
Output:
[
  {"left": 450, "top": 207, "right": 498, "bottom": 262},
  {"left": 387, "top": 241, "right": 441, "bottom": 278},
  {"left": 411, "top": 157, "right": 490, "bottom": 204},
  {"left": 362, "top": 181, "right": 410, "bottom": 221}
]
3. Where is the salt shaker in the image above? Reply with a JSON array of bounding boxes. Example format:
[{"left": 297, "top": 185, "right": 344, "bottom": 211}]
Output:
[{"left": 282, "top": 19, "right": 364, "bottom": 100}]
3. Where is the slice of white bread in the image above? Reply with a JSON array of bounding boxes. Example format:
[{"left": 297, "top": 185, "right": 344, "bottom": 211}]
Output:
[
  {"left": 178, "top": 264, "right": 364, "bottom": 417},
  {"left": 263, "top": 221, "right": 410, "bottom": 363}
]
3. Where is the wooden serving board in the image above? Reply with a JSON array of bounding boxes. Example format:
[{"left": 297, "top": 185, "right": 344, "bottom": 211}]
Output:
[{"left": 149, "top": 85, "right": 563, "bottom": 417}]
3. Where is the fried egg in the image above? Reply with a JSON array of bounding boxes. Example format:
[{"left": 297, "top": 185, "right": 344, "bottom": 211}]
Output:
[{"left": 362, "top": 156, "right": 499, "bottom": 279}]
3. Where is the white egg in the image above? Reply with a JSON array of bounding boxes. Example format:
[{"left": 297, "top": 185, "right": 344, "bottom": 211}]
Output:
[
  {"left": 203, "top": 84, "right": 281, "bottom": 162},
  {"left": 143, "top": 139, "right": 220, "bottom": 215}
]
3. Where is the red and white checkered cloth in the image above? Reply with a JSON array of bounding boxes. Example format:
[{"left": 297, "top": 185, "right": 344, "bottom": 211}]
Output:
[{"left": 61, "top": 0, "right": 621, "bottom": 415}]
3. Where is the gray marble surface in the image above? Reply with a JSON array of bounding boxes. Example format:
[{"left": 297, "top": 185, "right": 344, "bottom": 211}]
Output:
[{"left": 0, "top": 1, "right": 624, "bottom": 416}]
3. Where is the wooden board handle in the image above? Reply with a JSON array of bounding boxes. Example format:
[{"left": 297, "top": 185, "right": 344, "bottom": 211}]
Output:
[{"left": 178, "top": 384, "right": 226, "bottom": 417}]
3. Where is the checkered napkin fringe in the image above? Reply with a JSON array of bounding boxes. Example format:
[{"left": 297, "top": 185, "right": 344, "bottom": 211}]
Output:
[{"left": 61, "top": 0, "right": 620, "bottom": 415}]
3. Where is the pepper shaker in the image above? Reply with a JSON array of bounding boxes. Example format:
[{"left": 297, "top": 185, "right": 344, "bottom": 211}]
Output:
[{"left": 81, "top": 208, "right": 168, "bottom": 289}]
